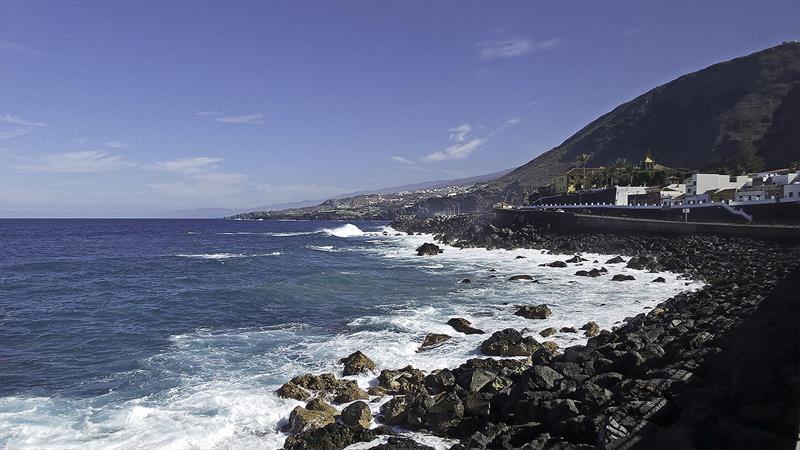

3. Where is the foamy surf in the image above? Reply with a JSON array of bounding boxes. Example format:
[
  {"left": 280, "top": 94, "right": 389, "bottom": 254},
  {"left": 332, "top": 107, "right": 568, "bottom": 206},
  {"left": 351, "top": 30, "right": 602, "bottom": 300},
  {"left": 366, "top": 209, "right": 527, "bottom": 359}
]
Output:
[
  {"left": 321, "top": 224, "right": 365, "bottom": 238},
  {"left": 172, "top": 252, "right": 281, "bottom": 260}
]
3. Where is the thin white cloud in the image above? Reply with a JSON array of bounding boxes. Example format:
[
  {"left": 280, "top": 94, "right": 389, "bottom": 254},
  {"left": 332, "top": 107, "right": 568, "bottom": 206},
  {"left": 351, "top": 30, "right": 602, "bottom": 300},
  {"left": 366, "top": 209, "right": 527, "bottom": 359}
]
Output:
[
  {"left": 212, "top": 113, "right": 265, "bottom": 124},
  {"left": 448, "top": 124, "right": 472, "bottom": 142},
  {"left": 0, "top": 114, "right": 48, "bottom": 139},
  {"left": 149, "top": 156, "right": 249, "bottom": 200},
  {"left": 424, "top": 138, "right": 485, "bottom": 162},
  {"left": 0, "top": 40, "right": 40, "bottom": 56},
  {"left": 493, "top": 117, "right": 524, "bottom": 134},
  {"left": 391, "top": 155, "right": 415, "bottom": 165},
  {"left": 195, "top": 111, "right": 221, "bottom": 116},
  {"left": 150, "top": 157, "right": 222, "bottom": 175},
  {"left": 477, "top": 37, "right": 562, "bottom": 60},
  {"left": 104, "top": 141, "right": 128, "bottom": 149},
  {"left": 13, "top": 150, "right": 130, "bottom": 173}
]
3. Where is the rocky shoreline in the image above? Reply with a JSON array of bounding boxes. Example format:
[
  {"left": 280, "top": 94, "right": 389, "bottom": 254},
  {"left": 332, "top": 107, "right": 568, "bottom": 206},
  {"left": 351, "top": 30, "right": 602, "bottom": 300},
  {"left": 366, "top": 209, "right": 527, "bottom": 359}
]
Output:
[{"left": 274, "top": 214, "right": 799, "bottom": 449}]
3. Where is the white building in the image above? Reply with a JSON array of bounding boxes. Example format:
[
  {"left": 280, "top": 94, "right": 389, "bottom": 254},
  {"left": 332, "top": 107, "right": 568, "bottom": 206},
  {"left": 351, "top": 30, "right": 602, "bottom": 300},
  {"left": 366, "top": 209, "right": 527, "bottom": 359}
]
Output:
[
  {"left": 614, "top": 186, "right": 648, "bottom": 206},
  {"left": 685, "top": 174, "right": 751, "bottom": 196},
  {"left": 785, "top": 183, "right": 800, "bottom": 200}
]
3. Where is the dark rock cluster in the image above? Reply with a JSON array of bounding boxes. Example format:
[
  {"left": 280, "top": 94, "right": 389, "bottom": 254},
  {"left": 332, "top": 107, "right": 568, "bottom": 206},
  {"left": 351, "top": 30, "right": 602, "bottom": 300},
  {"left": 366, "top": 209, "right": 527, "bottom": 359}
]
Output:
[{"left": 276, "top": 215, "right": 799, "bottom": 449}]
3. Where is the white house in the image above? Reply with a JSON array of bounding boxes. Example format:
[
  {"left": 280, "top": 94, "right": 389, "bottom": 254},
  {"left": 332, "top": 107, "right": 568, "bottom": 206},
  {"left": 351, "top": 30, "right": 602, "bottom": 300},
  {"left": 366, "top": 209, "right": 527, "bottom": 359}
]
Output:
[
  {"left": 614, "top": 186, "right": 648, "bottom": 206},
  {"left": 685, "top": 174, "right": 751, "bottom": 196},
  {"left": 784, "top": 183, "right": 800, "bottom": 200}
]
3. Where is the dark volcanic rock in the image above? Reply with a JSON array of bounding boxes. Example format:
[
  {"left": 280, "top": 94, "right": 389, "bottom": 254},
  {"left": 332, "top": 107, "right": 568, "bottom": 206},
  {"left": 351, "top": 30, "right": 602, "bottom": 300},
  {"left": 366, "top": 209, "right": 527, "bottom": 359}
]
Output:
[
  {"left": 340, "top": 401, "right": 372, "bottom": 428},
  {"left": 378, "top": 366, "right": 426, "bottom": 394},
  {"left": 581, "top": 321, "right": 600, "bottom": 337},
  {"left": 508, "top": 274, "right": 536, "bottom": 281},
  {"left": 652, "top": 276, "right": 666, "bottom": 283},
  {"left": 611, "top": 274, "right": 635, "bottom": 281},
  {"left": 540, "top": 327, "right": 557, "bottom": 338},
  {"left": 547, "top": 261, "right": 568, "bottom": 268},
  {"left": 416, "top": 243, "right": 441, "bottom": 256},
  {"left": 481, "top": 329, "right": 541, "bottom": 356},
  {"left": 283, "top": 423, "right": 376, "bottom": 450},
  {"left": 418, "top": 333, "right": 451, "bottom": 352},
  {"left": 340, "top": 351, "right": 376, "bottom": 376},
  {"left": 447, "top": 318, "right": 484, "bottom": 335},
  {"left": 372, "top": 437, "right": 436, "bottom": 450},
  {"left": 514, "top": 304, "right": 552, "bottom": 319},
  {"left": 606, "top": 256, "right": 625, "bottom": 264}
]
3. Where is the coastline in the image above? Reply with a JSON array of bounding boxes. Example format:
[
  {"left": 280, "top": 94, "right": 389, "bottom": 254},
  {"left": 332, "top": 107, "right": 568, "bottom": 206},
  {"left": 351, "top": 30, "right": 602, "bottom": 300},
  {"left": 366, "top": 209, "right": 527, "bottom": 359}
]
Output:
[{"left": 275, "top": 215, "right": 800, "bottom": 449}]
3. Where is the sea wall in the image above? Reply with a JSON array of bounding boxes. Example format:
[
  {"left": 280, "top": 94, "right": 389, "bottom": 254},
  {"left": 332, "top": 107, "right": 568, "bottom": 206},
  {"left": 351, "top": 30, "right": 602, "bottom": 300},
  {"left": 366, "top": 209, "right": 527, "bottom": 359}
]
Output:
[{"left": 494, "top": 209, "right": 800, "bottom": 243}]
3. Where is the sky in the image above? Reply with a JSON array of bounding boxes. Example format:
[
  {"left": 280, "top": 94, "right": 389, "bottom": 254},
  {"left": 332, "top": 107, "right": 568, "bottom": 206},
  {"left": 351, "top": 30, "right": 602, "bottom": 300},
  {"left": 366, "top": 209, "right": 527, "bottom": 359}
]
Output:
[{"left": 1, "top": 1, "right": 798, "bottom": 217}]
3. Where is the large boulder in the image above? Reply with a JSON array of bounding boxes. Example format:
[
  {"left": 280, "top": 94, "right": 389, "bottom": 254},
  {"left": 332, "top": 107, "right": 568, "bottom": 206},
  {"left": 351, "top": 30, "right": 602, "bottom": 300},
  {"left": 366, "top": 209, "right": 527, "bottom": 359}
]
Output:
[
  {"left": 378, "top": 366, "right": 426, "bottom": 394},
  {"left": 285, "top": 372, "right": 369, "bottom": 404},
  {"left": 276, "top": 381, "right": 311, "bottom": 401},
  {"left": 332, "top": 380, "right": 370, "bottom": 404},
  {"left": 287, "top": 405, "right": 336, "bottom": 434},
  {"left": 339, "top": 351, "right": 376, "bottom": 376},
  {"left": 515, "top": 304, "right": 552, "bottom": 319},
  {"left": 480, "top": 329, "right": 542, "bottom": 356},
  {"left": 508, "top": 274, "right": 536, "bottom": 281},
  {"left": 340, "top": 401, "right": 372, "bottom": 428},
  {"left": 418, "top": 333, "right": 451, "bottom": 352},
  {"left": 424, "top": 392, "right": 464, "bottom": 432},
  {"left": 372, "top": 437, "right": 436, "bottom": 450},
  {"left": 605, "top": 256, "right": 625, "bottom": 264},
  {"left": 380, "top": 396, "right": 410, "bottom": 426},
  {"left": 547, "top": 261, "right": 568, "bottom": 268},
  {"left": 283, "top": 423, "right": 376, "bottom": 450},
  {"left": 581, "top": 321, "right": 601, "bottom": 337},
  {"left": 416, "top": 243, "right": 441, "bottom": 256},
  {"left": 612, "top": 274, "right": 635, "bottom": 281},
  {"left": 540, "top": 327, "right": 557, "bottom": 338},
  {"left": 447, "top": 317, "right": 484, "bottom": 334}
]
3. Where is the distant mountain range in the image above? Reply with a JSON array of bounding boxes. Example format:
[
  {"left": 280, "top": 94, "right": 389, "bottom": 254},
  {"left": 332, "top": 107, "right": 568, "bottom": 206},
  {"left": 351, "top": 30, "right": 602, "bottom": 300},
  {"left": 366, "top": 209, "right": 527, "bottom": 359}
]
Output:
[{"left": 161, "top": 169, "right": 510, "bottom": 218}]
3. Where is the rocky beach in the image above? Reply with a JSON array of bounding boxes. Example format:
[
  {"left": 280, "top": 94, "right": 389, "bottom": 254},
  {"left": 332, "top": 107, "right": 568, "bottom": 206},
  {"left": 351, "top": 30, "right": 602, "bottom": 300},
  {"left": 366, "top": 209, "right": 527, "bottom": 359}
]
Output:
[{"left": 275, "top": 215, "right": 800, "bottom": 449}]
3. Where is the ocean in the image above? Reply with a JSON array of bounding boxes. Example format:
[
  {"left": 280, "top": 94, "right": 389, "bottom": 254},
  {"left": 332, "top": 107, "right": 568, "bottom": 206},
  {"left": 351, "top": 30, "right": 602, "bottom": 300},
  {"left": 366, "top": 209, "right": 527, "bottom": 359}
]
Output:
[{"left": 0, "top": 219, "right": 700, "bottom": 448}]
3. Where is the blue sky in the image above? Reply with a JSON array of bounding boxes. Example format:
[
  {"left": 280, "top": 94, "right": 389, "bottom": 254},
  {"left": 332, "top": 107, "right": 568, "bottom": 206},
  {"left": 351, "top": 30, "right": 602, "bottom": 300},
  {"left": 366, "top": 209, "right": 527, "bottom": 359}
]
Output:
[{"left": 1, "top": 1, "right": 798, "bottom": 217}]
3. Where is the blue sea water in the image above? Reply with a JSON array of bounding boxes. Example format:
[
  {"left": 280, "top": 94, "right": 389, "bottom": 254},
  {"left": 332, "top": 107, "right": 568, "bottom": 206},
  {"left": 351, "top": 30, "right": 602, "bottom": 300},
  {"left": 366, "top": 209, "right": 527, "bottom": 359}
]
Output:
[{"left": 0, "top": 219, "right": 700, "bottom": 448}]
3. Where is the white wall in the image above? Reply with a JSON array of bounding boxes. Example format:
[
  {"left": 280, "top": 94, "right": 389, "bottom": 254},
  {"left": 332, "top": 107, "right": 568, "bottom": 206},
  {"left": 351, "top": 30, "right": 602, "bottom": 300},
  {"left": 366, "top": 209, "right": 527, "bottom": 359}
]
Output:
[
  {"left": 687, "top": 174, "right": 750, "bottom": 195},
  {"left": 615, "top": 186, "right": 648, "bottom": 205}
]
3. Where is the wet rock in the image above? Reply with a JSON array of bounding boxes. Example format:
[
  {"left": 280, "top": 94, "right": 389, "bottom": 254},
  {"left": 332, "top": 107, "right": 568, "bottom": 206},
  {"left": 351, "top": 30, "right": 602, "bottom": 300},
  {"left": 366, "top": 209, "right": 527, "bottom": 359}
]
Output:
[
  {"left": 340, "top": 351, "right": 376, "bottom": 376},
  {"left": 508, "top": 274, "right": 536, "bottom": 281},
  {"left": 283, "top": 423, "right": 376, "bottom": 450},
  {"left": 288, "top": 405, "right": 336, "bottom": 434},
  {"left": 547, "top": 261, "right": 568, "bottom": 268},
  {"left": 480, "top": 329, "right": 542, "bottom": 356},
  {"left": 587, "top": 268, "right": 604, "bottom": 277},
  {"left": 581, "top": 321, "right": 600, "bottom": 337},
  {"left": 516, "top": 255, "right": 526, "bottom": 259},
  {"left": 418, "top": 333, "right": 451, "bottom": 352},
  {"left": 575, "top": 270, "right": 590, "bottom": 277},
  {"left": 652, "top": 276, "right": 666, "bottom": 283},
  {"left": 456, "top": 368, "right": 497, "bottom": 392},
  {"left": 605, "top": 256, "right": 625, "bottom": 264},
  {"left": 565, "top": 255, "right": 588, "bottom": 263},
  {"left": 416, "top": 243, "right": 441, "bottom": 256},
  {"left": 542, "top": 341, "right": 560, "bottom": 355},
  {"left": 276, "top": 381, "right": 311, "bottom": 401},
  {"left": 424, "top": 392, "right": 464, "bottom": 432},
  {"left": 332, "top": 380, "right": 370, "bottom": 404},
  {"left": 424, "top": 369, "right": 455, "bottom": 394},
  {"left": 525, "top": 365, "right": 564, "bottom": 390},
  {"left": 461, "top": 278, "right": 471, "bottom": 284},
  {"left": 367, "top": 386, "right": 386, "bottom": 397},
  {"left": 378, "top": 366, "right": 426, "bottom": 394},
  {"left": 540, "top": 327, "right": 558, "bottom": 338},
  {"left": 612, "top": 274, "right": 635, "bottom": 281},
  {"left": 447, "top": 318, "right": 484, "bottom": 335},
  {"left": 372, "top": 437, "right": 436, "bottom": 450},
  {"left": 514, "top": 304, "right": 552, "bottom": 319},
  {"left": 306, "top": 397, "right": 338, "bottom": 415},
  {"left": 340, "top": 401, "right": 372, "bottom": 428},
  {"left": 380, "top": 396, "right": 409, "bottom": 425},
  {"left": 560, "top": 327, "right": 577, "bottom": 333},
  {"left": 626, "top": 255, "right": 660, "bottom": 271}
]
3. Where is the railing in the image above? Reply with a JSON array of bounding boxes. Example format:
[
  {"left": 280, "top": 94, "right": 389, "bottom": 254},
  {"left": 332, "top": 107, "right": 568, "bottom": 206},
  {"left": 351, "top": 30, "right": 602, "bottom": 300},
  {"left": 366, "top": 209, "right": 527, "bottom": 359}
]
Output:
[{"left": 513, "top": 196, "right": 800, "bottom": 211}]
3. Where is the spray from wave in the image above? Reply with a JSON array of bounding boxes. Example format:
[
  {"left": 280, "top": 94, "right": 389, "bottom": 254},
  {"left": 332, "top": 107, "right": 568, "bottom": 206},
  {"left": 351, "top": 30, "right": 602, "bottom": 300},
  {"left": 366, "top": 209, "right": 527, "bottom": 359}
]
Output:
[{"left": 320, "top": 224, "right": 364, "bottom": 238}]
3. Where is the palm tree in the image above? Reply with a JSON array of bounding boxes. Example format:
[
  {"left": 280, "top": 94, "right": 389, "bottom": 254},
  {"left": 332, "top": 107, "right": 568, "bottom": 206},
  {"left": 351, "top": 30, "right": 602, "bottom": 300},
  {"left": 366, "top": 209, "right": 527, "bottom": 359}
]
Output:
[{"left": 575, "top": 153, "right": 591, "bottom": 189}]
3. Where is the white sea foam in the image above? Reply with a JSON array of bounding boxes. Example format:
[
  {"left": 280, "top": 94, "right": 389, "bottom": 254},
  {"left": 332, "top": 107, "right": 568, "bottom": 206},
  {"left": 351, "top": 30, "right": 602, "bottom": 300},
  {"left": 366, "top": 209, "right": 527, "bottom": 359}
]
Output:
[
  {"left": 173, "top": 252, "right": 280, "bottom": 260},
  {"left": 307, "top": 245, "right": 336, "bottom": 252},
  {"left": 321, "top": 224, "right": 365, "bottom": 238}
]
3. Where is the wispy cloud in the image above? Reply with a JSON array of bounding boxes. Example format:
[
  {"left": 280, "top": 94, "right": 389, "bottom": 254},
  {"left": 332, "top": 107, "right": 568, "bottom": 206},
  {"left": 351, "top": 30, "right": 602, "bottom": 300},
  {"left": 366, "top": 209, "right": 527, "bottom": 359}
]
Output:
[
  {"left": 424, "top": 138, "right": 486, "bottom": 162},
  {"left": 0, "top": 40, "right": 41, "bottom": 56},
  {"left": 0, "top": 114, "right": 48, "bottom": 139},
  {"left": 477, "top": 37, "right": 562, "bottom": 60},
  {"left": 448, "top": 124, "right": 472, "bottom": 143},
  {"left": 104, "top": 141, "right": 128, "bottom": 149},
  {"left": 150, "top": 156, "right": 222, "bottom": 174},
  {"left": 493, "top": 117, "right": 524, "bottom": 134},
  {"left": 391, "top": 155, "right": 415, "bottom": 165},
  {"left": 149, "top": 156, "right": 249, "bottom": 200},
  {"left": 194, "top": 111, "right": 266, "bottom": 125},
  {"left": 13, "top": 150, "right": 130, "bottom": 173}
]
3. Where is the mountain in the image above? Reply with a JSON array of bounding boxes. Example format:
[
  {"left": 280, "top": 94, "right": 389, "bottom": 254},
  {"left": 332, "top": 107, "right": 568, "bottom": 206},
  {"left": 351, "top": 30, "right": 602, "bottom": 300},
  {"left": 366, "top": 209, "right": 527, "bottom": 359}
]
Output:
[{"left": 489, "top": 41, "right": 800, "bottom": 192}]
